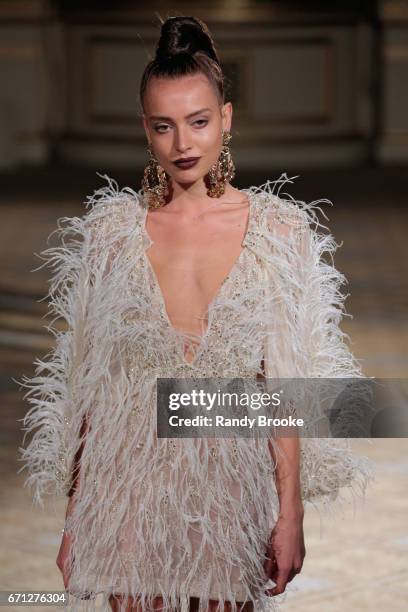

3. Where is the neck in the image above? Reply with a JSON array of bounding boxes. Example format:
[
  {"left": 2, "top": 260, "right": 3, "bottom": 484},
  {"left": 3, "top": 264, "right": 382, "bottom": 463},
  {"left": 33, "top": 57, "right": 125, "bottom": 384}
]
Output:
[
  {"left": 168, "top": 178, "right": 236, "bottom": 213},
  {"left": 170, "top": 176, "right": 209, "bottom": 201}
]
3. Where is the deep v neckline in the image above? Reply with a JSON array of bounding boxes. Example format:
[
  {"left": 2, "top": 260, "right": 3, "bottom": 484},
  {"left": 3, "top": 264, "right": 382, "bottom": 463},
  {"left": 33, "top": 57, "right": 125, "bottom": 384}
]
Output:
[{"left": 140, "top": 191, "right": 254, "bottom": 367}]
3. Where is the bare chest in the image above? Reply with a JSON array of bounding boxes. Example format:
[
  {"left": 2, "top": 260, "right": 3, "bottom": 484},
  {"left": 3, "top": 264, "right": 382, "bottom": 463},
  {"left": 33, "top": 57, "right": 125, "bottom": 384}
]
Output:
[{"left": 144, "top": 202, "right": 250, "bottom": 337}]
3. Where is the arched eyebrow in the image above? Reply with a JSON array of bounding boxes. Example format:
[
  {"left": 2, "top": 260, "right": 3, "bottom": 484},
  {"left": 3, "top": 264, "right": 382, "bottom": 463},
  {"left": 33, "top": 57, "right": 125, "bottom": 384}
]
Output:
[{"left": 148, "top": 108, "right": 212, "bottom": 121}]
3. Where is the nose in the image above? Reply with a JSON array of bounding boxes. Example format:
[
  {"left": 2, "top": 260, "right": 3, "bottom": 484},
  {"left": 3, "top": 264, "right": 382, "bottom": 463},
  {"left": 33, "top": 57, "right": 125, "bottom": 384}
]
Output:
[{"left": 174, "top": 126, "right": 191, "bottom": 153}]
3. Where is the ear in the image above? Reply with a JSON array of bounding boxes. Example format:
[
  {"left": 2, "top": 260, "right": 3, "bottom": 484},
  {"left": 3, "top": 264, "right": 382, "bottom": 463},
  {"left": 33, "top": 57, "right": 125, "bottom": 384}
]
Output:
[{"left": 221, "top": 102, "right": 233, "bottom": 133}]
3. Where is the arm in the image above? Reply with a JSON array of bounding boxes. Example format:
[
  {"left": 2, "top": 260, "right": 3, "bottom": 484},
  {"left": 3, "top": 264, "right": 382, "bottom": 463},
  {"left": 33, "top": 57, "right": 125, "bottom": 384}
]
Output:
[
  {"left": 265, "top": 436, "right": 305, "bottom": 597},
  {"left": 18, "top": 181, "right": 134, "bottom": 508},
  {"left": 259, "top": 179, "right": 373, "bottom": 595},
  {"left": 18, "top": 214, "right": 92, "bottom": 506},
  {"left": 260, "top": 204, "right": 307, "bottom": 596},
  {"left": 262, "top": 186, "right": 372, "bottom": 505},
  {"left": 268, "top": 437, "right": 303, "bottom": 517}
]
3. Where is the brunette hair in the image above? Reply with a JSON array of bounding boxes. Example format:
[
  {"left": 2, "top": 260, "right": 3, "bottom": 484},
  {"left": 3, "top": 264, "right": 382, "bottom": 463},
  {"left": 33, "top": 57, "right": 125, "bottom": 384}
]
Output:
[{"left": 139, "top": 16, "right": 225, "bottom": 111}]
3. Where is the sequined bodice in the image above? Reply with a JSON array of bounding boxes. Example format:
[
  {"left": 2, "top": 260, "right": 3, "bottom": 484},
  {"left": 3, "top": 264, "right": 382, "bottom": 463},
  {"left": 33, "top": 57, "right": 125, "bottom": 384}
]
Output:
[{"left": 123, "top": 191, "right": 269, "bottom": 380}]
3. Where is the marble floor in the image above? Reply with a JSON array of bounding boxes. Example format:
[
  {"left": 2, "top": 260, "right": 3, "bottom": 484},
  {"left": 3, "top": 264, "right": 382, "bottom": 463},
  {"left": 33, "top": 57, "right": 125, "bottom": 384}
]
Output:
[{"left": 0, "top": 165, "right": 407, "bottom": 611}]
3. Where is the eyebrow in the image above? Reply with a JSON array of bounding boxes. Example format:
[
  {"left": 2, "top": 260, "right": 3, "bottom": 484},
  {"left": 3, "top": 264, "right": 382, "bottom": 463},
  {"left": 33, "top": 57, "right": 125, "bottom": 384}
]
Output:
[{"left": 148, "top": 108, "right": 212, "bottom": 121}]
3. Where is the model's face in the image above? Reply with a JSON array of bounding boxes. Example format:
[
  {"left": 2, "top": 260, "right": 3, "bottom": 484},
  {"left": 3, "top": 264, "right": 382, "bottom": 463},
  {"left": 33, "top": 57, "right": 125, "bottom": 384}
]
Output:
[{"left": 142, "top": 73, "right": 232, "bottom": 188}]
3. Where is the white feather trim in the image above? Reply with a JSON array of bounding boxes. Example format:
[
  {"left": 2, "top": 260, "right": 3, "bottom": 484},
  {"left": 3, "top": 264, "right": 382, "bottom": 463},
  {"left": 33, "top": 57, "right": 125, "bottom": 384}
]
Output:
[
  {"left": 15, "top": 172, "right": 374, "bottom": 611},
  {"left": 243, "top": 174, "right": 374, "bottom": 516}
]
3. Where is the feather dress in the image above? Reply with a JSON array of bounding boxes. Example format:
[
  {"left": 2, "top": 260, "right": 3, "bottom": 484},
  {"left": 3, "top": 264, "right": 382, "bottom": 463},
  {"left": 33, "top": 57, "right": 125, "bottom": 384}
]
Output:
[{"left": 17, "top": 173, "right": 374, "bottom": 612}]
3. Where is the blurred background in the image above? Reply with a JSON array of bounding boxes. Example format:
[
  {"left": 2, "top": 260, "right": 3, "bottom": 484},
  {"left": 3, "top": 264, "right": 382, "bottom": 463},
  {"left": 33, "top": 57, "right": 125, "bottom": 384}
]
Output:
[{"left": 0, "top": 1, "right": 407, "bottom": 610}]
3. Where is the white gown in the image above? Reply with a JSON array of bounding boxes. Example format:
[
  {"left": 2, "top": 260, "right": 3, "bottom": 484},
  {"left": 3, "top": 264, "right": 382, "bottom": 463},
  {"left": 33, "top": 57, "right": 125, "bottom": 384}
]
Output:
[{"left": 18, "top": 174, "right": 374, "bottom": 612}]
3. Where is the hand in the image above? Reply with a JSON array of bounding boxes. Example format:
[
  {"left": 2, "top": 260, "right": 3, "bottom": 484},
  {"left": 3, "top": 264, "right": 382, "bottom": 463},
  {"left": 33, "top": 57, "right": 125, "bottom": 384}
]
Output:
[{"left": 264, "top": 507, "right": 306, "bottom": 597}]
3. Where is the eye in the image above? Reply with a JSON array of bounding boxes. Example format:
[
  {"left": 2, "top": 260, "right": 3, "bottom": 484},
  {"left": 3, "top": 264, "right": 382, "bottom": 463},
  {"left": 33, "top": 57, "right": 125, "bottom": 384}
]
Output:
[
  {"left": 194, "top": 119, "right": 208, "bottom": 127},
  {"left": 154, "top": 124, "right": 170, "bottom": 133}
]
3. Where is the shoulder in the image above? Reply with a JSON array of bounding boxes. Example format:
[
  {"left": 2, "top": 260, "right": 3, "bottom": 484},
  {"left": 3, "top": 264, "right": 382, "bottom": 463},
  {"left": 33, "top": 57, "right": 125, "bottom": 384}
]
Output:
[
  {"left": 36, "top": 176, "right": 146, "bottom": 291},
  {"left": 56, "top": 174, "right": 147, "bottom": 277},
  {"left": 247, "top": 174, "right": 333, "bottom": 242},
  {"left": 81, "top": 174, "right": 148, "bottom": 278},
  {"left": 82, "top": 173, "right": 146, "bottom": 242}
]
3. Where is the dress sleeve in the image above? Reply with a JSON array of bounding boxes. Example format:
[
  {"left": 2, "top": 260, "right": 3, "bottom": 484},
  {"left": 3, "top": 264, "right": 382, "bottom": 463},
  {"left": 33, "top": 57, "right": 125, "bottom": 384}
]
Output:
[
  {"left": 17, "top": 214, "right": 93, "bottom": 507},
  {"left": 289, "top": 204, "right": 364, "bottom": 378},
  {"left": 263, "top": 192, "right": 374, "bottom": 511},
  {"left": 17, "top": 176, "right": 140, "bottom": 507}
]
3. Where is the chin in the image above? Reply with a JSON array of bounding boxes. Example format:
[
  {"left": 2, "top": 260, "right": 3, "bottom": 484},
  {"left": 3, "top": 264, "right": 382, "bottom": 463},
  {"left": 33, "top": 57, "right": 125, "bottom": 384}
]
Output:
[{"left": 174, "top": 176, "right": 203, "bottom": 186}]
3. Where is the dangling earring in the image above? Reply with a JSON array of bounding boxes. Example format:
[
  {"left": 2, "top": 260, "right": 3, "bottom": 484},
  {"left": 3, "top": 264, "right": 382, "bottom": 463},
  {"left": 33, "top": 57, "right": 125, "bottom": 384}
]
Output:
[
  {"left": 206, "top": 131, "right": 236, "bottom": 198},
  {"left": 141, "top": 143, "right": 170, "bottom": 210}
]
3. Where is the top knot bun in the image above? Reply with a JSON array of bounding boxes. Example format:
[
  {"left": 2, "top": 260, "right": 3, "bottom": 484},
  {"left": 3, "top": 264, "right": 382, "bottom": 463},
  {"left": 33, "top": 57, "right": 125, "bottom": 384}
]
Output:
[
  {"left": 139, "top": 15, "right": 225, "bottom": 111},
  {"left": 155, "top": 16, "right": 220, "bottom": 65}
]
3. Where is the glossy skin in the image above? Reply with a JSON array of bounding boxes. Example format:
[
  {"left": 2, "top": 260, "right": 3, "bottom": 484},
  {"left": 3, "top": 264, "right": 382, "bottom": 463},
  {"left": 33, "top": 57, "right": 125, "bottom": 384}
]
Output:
[{"left": 58, "top": 71, "right": 305, "bottom": 611}]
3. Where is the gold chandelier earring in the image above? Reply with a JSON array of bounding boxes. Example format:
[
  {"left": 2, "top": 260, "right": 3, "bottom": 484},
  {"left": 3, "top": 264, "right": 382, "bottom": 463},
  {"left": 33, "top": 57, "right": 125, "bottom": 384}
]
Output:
[
  {"left": 206, "top": 130, "right": 236, "bottom": 198},
  {"left": 141, "top": 143, "right": 170, "bottom": 210}
]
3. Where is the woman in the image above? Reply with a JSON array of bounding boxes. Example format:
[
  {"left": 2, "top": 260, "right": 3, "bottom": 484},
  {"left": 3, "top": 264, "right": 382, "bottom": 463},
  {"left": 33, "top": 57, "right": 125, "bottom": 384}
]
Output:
[{"left": 19, "top": 16, "right": 373, "bottom": 612}]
